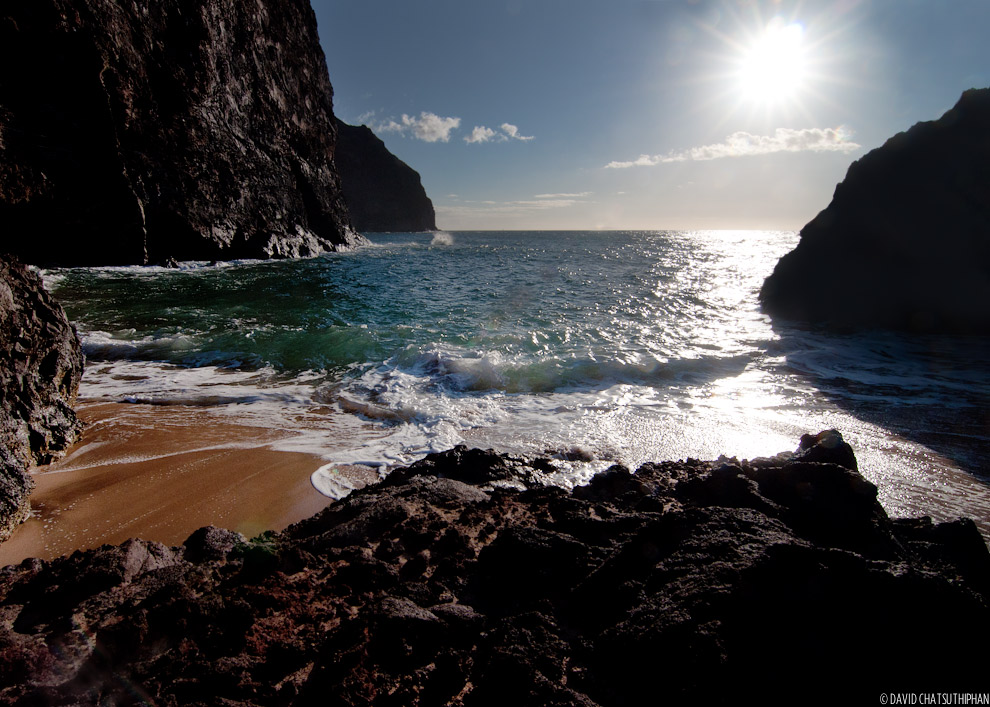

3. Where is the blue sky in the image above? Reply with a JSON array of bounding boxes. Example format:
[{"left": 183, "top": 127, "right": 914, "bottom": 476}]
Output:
[{"left": 313, "top": 0, "right": 990, "bottom": 231}]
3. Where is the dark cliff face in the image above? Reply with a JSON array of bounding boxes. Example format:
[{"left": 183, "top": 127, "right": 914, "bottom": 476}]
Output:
[
  {"left": 0, "top": 0, "right": 363, "bottom": 266},
  {"left": 1, "top": 432, "right": 988, "bottom": 704},
  {"left": 760, "top": 88, "right": 990, "bottom": 333},
  {"left": 0, "top": 256, "right": 83, "bottom": 541},
  {"left": 335, "top": 120, "right": 438, "bottom": 233}
]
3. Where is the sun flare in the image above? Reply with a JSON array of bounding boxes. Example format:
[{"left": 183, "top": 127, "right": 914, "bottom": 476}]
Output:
[{"left": 737, "top": 20, "right": 807, "bottom": 104}]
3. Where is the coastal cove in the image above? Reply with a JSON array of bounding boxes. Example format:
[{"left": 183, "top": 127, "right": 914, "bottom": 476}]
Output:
[
  {"left": 4, "top": 229, "right": 987, "bottom": 564},
  {"left": 4, "top": 0, "right": 990, "bottom": 700}
]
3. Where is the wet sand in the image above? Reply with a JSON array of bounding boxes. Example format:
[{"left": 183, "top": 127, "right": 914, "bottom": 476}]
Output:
[{"left": 0, "top": 401, "right": 356, "bottom": 566}]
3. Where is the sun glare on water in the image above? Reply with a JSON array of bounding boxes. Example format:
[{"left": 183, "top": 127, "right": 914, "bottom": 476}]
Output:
[{"left": 737, "top": 19, "right": 807, "bottom": 105}]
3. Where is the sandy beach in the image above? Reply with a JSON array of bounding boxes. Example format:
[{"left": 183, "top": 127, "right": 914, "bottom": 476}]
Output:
[{"left": 0, "top": 401, "right": 377, "bottom": 566}]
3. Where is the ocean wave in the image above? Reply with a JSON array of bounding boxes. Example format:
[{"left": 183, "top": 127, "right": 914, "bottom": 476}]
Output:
[
  {"left": 361, "top": 346, "right": 755, "bottom": 398},
  {"left": 81, "top": 330, "right": 202, "bottom": 361},
  {"left": 120, "top": 394, "right": 264, "bottom": 406}
]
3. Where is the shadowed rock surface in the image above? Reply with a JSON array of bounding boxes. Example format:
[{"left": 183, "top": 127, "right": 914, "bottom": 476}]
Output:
[
  {"left": 760, "top": 88, "right": 990, "bottom": 333},
  {"left": 0, "top": 0, "right": 363, "bottom": 266},
  {"left": 0, "top": 432, "right": 987, "bottom": 704},
  {"left": 335, "top": 120, "right": 438, "bottom": 233},
  {"left": 0, "top": 256, "right": 82, "bottom": 541}
]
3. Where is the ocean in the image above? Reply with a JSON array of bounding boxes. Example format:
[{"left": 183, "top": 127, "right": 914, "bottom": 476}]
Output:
[{"left": 43, "top": 230, "right": 990, "bottom": 537}]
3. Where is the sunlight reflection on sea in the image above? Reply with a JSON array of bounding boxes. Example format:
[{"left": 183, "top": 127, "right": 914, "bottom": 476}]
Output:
[{"left": 46, "top": 230, "right": 990, "bottom": 540}]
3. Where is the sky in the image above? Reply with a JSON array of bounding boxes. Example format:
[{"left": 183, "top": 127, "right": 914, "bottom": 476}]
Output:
[{"left": 312, "top": 0, "right": 990, "bottom": 231}]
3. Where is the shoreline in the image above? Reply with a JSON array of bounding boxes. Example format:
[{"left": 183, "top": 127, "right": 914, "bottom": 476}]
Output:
[
  {"left": 0, "top": 401, "right": 369, "bottom": 566},
  {"left": 3, "top": 395, "right": 988, "bottom": 568}
]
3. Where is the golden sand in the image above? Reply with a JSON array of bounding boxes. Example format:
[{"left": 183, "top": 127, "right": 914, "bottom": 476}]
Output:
[{"left": 0, "top": 401, "right": 358, "bottom": 565}]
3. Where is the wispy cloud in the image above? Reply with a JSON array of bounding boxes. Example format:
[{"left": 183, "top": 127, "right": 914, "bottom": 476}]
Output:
[
  {"left": 508, "top": 199, "right": 584, "bottom": 209},
  {"left": 368, "top": 111, "right": 462, "bottom": 143},
  {"left": 533, "top": 192, "right": 593, "bottom": 199},
  {"left": 500, "top": 123, "right": 534, "bottom": 141},
  {"left": 439, "top": 192, "right": 592, "bottom": 217},
  {"left": 464, "top": 122, "right": 534, "bottom": 143},
  {"left": 605, "top": 127, "right": 861, "bottom": 168}
]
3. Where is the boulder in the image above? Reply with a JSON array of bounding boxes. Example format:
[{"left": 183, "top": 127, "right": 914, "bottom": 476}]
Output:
[
  {"left": 0, "top": 0, "right": 364, "bottom": 266},
  {"left": 335, "top": 119, "right": 438, "bottom": 232},
  {"left": 760, "top": 88, "right": 990, "bottom": 333},
  {"left": 0, "top": 255, "right": 82, "bottom": 541}
]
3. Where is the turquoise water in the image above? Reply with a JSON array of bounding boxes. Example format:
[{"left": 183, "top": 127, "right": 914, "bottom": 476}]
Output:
[{"left": 45, "top": 231, "right": 990, "bottom": 533}]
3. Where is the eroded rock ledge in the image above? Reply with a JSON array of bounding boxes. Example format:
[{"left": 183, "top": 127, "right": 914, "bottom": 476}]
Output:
[
  {"left": 0, "top": 255, "right": 83, "bottom": 542},
  {"left": 0, "top": 0, "right": 363, "bottom": 266},
  {"left": 1, "top": 431, "right": 987, "bottom": 704}
]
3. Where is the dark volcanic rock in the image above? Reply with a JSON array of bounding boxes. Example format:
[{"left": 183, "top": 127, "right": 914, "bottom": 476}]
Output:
[
  {"left": 335, "top": 119, "right": 438, "bottom": 232},
  {"left": 760, "top": 88, "right": 990, "bottom": 333},
  {"left": 1, "top": 432, "right": 988, "bottom": 703},
  {"left": 0, "top": 0, "right": 364, "bottom": 266},
  {"left": 0, "top": 255, "right": 82, "bottom": 541}
]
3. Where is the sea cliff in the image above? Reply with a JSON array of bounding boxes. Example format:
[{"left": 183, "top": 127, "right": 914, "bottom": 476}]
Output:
[
  {"left": 0, "top": 256, "right": 83, "bottom": 541},
  {"left": 760, "top": 88, "right": 990, "bottom": 333},
  {"left": 335, "top": 119, "right": 438, "bottom": 232},
  {"left": 0, "top": 0, "right": 363, "bottom": 265}
]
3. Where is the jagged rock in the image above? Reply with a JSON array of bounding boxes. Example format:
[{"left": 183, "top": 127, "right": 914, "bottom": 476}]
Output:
[
  {"left": 760, "top": 88, "right": 990, "bottom": 333},
  {"left": 335, "top": 119, "right": 438, "bottom": 232},
  {"left": 0, "top": 432, "right": 987, "bottom": 704},
  {"left": 0, "top": 0, "right": 364, "bottom": 266},
  {"left": 793, "top": 428, "right": 858, "bottom": 470},
  {"left": 0, "top": 255, "right": 82, "bottom": 541},
  {"left": 182, "top": 525, "right": 245, "bottom": 563}
]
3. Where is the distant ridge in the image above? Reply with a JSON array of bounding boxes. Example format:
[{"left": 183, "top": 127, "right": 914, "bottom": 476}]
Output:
[
  {"left": 760, "top": 88, "right": 990, "bottom": 333},
  {"left": 335, "top": 120, "right": 438, "bottom": 233}
]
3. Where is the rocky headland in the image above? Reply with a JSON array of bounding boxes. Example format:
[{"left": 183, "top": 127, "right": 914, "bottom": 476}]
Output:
[
  {"left": 0, "top": 256, "right": 83, "bottom": 542},
  {"left": 335, "top": 119, "right": 438, "bottom": 233},
  {"left": 0, "top": 0, "right": 364, "bottom": 266},
  {"left": 0, "top": 430, "right": 987, "bottom": 704},
  {"left": 760, "top": 88, "right": 990, "bottom": 333}
]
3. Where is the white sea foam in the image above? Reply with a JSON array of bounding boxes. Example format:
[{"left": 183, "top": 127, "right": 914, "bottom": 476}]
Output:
[
  {"left": 53, "top": 231, "right": 990, "bottom": 540},
  {"left": 311, "top": 466, "right": 363, "bottom": 499}
]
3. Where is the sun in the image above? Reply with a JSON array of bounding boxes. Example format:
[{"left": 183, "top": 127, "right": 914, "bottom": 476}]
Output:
[{"left": 737, "top": 19, "right": 807, "bottom": 105}]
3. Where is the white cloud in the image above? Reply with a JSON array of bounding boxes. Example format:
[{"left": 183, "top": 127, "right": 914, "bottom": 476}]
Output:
[
  {"left": 374, "top": 118, "right": 406, "bottom": 134},
  {"left": 606, "top": 154, "right": 672, "bottom": 168},
  {"left": 365, "top": 112, "right": 533, "bottom": 145},
  {"left": 501, "top": 123, "right": 534, "bottom": 141},
  {"left": 465, "top": 126, "right": 498, "bottom": 144},
  {"left": 403, "top": 112, "right": 461, "bottom": 142},
  {"left": 605, "top": 126, "right": 861, "bottom": 168},
  {"left": 367, "top": 111, "right": 461, "bottom": 142},
  {"left": 464, "top": 122, "right": 535, "bottom": 144}
]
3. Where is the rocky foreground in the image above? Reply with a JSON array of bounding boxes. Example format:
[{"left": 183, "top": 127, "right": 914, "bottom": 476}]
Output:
[{"left": 0, "top": 431, "right": 986, "bottom": 705}]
